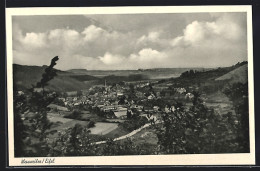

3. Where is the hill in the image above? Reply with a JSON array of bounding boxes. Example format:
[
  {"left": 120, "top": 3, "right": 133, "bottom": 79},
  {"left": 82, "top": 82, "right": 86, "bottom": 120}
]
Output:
[
  {"left": 215, "top": 64, "right": 248, "bottom": 84},
  {"left": 66, "top": 68, "right": 205, "bottom": 79},
  {"left": 13, "top": 64, "right": 98, "bottom": 92},
  {"left": 175, "top": 61, "right": 248, "bottom": 83},
  {"left": 152, "top": 61, "right": 248, "bottom": 96},
  {"left": 66, "top": 69, "right": 88, "bottom": 74},
  {"left": 69, "top": 75, "right": 100, "bottom": 82}
]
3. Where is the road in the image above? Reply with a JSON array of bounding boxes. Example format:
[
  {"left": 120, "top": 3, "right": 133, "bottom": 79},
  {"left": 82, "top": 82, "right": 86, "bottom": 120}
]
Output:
[{"left": 93, "top": 121, "right": 160, "bottom": 145}]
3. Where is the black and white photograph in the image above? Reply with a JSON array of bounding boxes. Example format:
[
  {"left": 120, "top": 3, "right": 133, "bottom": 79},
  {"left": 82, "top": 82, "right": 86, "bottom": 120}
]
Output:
[{"left": 6, "top": 6, "right": 255, "bottom": 166}]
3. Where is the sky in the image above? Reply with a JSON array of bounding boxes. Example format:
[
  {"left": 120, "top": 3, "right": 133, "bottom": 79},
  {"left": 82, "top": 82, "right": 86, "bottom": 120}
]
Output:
[{"left": 12, "top": 12, "right": 247, "bottom": 70}]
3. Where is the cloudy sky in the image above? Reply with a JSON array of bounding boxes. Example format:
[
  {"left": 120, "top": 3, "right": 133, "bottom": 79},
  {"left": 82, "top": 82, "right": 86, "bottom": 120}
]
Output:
[{"left": 12, "top": 12, "right": 247, "bottom": 70}]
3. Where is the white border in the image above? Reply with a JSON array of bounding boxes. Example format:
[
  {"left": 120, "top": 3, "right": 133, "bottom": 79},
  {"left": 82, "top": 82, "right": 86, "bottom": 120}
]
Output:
[{"left": 6, "top": 6, "right": 255, "bottom": 166}]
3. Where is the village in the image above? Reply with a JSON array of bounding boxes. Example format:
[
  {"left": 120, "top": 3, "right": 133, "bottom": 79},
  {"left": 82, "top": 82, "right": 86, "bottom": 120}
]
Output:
[
  {"left": 52, "top": 80, "right": 194, "bottom": 118},
  {"left": 17, "top": 78, "right": 198, "bottom": 143}
]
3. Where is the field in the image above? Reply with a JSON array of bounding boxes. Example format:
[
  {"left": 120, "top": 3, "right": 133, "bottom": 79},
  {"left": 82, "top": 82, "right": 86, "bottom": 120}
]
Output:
[
  {"left": 104, "top": 127, "right": 130, "bottom": 139},
  {"left": 48, "top": 112, "right": 118, "bottom": 138},
  {"left": 89, "top": 122, "right": 118, "bottom": 135}
]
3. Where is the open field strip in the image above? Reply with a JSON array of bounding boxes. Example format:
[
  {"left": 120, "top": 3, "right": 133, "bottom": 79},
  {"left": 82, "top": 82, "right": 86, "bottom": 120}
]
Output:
[{"left": 89, "top": 122, "right": 118, "bottom": 135}]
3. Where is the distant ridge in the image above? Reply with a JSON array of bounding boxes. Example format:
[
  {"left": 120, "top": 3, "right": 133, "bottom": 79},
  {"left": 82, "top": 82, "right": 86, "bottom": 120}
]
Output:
[
  {"left": 67, "top": 69, "right": 88, "bottom": 74},
  {"left": 13, "top": 64, "right": 94, "bottom": 92}
]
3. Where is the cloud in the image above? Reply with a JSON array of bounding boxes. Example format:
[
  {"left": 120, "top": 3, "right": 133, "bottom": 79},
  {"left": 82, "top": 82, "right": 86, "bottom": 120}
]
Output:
[
  {"left": 96, "top": 48, "right": 168, "bottom": 70},
  {"left": 13, "top": 24, "right": 130, "bottom": 67},
  {"left": 99, "top": 52, "right": 125, "bottom": 65},
  {"left": 130, "top": 48, "right": 167, "bottom": 63},
  {"left": 171, "top": 13, "right": 246, "bottom": 47},
  {"left": 137, "top": 31, "right": 161, "bottom": 44},
  {"left": 12, "top": 13, "right": 247, "bottom": 70},
  {"left": 127, "top": 48, "right": 169, "bottom": 69},
  {"left": 22, "top": 32, "right": 47, "bottom": 48},
  {"left": 81, "top": 25, "right": 120, "bottom": 42},
  {"left": 82, "top": 25, "right": 104, "bottom": 41},
  {"left": 168, "top": 13, "right": 247, "bottom": 67}
]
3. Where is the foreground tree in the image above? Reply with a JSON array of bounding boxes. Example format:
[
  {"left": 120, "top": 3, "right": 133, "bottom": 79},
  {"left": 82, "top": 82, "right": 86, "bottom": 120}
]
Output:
[
  {"left": 49, "top": 124, "right": 98, "bottom": 156},
  {"left": 13, "top": 56, "right": 59, "bottom": 156},
  {"left": 224, "top": 82, "right": 249, "bottom": 152},
  {"left": 13, "top": 88, "right": 29, "bottom": 157},
  {"left": 49, "top": 124, "right": 147, "bottom": 156},
  {"left": 154, "top": 91, "right": 245, "bottom": 154}
]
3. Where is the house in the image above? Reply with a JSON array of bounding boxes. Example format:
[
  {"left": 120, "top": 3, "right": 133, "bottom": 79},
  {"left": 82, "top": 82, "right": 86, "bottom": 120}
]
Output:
[
  {"left": 33, "top": 87, "right": 45, "bottom": 92},
  {"left": 117, "top": 92, "right": 124, "bottom": 97},
  {"left": 131, "top": 105, "right": 144, "bottom": 111},
  {"left": 175, "top": 88, "right": 186, "bottom": 94},
  {"left": 164, "top": 106, "right": 170, "bottom": 113},
  {"left": 185, "top": 93, "right": 194, "bottom": 99},
  {"left": 136, "top": 91, "right": 145, "bottom": 98},
  {"left": 48, "top": 104, "right": 69, "bottom": 111},
  {"left": 170, "top": 105, "right": 175, "bottom": 112},
  {"left": 66, "top": 91, "right": 77, "bottom": 97},
  {"left": 58, "top": 97, "right": 66, "bottom": 102},
  {"left": 97, "top": 104, "right": 105, "bottom": 108},
  {"left": 74, "top": 102, "right": 80, "bottom": 106},
  {"left": 148, "top": 94, "right": 156, "bottom": 100},
  {"left": 103, "top": 105, "right": 117, "bottom": 112},
  {"left": 66, "top": 97, "right": 74, "bottom": 102},
  {"left": 146, "top": 114, "right": 157, "bottom": 123},
  {"left": 114, "top": 111, "right": 127, "bottom": 118},
  {"left": 144, "top": 107, "right": 154, "bottom": 113},
  {"left": 117, "top": 106, "right": 128, "bottom": 111},
  {"left": 153, "top": 106, "right": 159, "bottom": 112},
  {"left": 106, "top": 105, "right": 117, "bottom": 110}
]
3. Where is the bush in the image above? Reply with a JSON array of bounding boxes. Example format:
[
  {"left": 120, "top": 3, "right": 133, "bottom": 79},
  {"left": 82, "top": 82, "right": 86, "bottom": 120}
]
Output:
[
  {"left": 64, "top": 110, "right": 82, "bottom": 120},
  {"left": 154, "top": 91, "right": 247, "bottom": 154},
  {"left": 120, "top": 116, "right": 148, "bottom": 132},
  {"left": 48, "top": 125, "right": 148, "bottom": 156},
  {"left": 48, "top": 124, "right": 97, "bottom": 156},
  {"left": 52, "top": 98, "right": 65, "bottom": 106},
  {"left": 223, "top": 82, "right": 249, "bottom": 152},
  {"left": 87, "top": 120, "right": 96, "bottom": 128}
]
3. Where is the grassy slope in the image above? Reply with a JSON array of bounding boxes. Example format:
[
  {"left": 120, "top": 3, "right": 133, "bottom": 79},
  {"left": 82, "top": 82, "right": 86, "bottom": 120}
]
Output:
[
  {"left": 172, "top": 61, "right": 248, "bottom": 83},
  {"left": 215, "top": 64, "right": 248, "bottom": 83}
]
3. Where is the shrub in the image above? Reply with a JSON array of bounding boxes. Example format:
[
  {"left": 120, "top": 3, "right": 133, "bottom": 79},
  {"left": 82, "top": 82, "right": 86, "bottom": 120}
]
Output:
[
  {"left": 48, "top": 124, "right": 97, "bottom": 156},
  {"left": 87, "top": 120, "right": 96, "bottom": 128},
  {"left": 154, "top": 91, "right": 247, "bottom": 154},
  {"left": 64, "top": 110, "right": 82, "bottom": 120},
  {"left": 120, "top": 116, "right": 148, "bottom": 132}
]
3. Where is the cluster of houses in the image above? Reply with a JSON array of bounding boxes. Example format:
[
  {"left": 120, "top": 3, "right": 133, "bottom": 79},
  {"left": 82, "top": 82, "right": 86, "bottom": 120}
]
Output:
[{"left": 16, "top": 80, "right": 197, "bottom": 122}]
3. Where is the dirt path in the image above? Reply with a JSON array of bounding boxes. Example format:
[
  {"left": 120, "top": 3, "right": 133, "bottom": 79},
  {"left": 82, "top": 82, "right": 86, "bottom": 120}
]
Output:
[{"left": 94, "top": 121, "right": 160, "bottom": 145}]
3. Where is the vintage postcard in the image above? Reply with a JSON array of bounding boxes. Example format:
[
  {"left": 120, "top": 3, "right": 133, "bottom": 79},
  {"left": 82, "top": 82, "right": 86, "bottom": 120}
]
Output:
[{"left": 6, "top": 6, "right": 255, "bottom": 166}]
